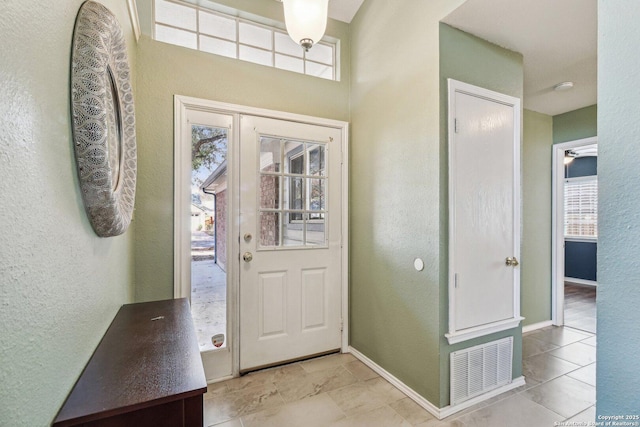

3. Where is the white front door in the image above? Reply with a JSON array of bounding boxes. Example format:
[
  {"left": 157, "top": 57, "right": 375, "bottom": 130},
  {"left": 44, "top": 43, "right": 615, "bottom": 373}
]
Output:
[
  {"left": 447, "top": 79, "right": 522, "bottom": 343},
  {"left": 239, "top": 115, "right": 343, "bottom": 371}
]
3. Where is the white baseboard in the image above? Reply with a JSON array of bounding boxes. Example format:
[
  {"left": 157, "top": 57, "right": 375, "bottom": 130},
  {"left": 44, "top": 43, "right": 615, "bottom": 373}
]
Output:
[
  {"left": 347, "top": 346, "right": 525, "bottom": 420},
  {"left": 439, "top": 376, "right": 526, "bottom": 418},
  {"left": 206, "top": 374, "right": 233, "bottom": 384},
  {"left": 348, "top": 347, "right": 442, "bottom": 418},
  {"left": 523, "top": 320, "right": 553, "bottom": 334}
]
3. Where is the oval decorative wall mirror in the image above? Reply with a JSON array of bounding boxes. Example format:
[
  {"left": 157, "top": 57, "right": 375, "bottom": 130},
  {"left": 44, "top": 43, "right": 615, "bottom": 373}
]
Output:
[{"left": 70, "top": 1, "right": 136, "bottom": 237}]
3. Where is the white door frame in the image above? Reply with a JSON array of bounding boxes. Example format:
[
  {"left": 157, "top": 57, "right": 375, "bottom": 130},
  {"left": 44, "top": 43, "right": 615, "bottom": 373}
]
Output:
[
  {"left": 174, "top": 95, "right": 350, "bottom": 379},
  {"left": 551, "top": 136, "right": 597, "bottom": 326},
  {"left": 446, "top": 79, "right": 522, "bottom": 344}
]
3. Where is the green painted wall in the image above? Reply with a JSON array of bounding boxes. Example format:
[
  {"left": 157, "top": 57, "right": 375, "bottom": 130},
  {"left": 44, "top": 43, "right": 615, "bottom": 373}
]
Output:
[
  {"left": 553, "top": 104, "right": 597, "bottom": 144},
  {"left": 597, "top": 0, "right": 640, "bottom": 415},
  {"left": 0, "top": 1, "right": 137, "bottom": 425},
  {"left": 521, "top": 109, "right": 553, "bottom": 327},
  {"left": 439, "top": 23, "right": 524, "bottom": 407},
  {"left": 134, "top": 0, "right": 350, "bottom": 301},
  {"left": 349, "top": 0, "right": 465, "bottom": 406},
  {"left": 514, "top": 104, "right": 596, "bottom": 333}
]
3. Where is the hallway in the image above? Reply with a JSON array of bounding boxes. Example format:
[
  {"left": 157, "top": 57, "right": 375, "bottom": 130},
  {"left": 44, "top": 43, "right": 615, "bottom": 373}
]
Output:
[
  {"left": 203, "top": 326, "right": 596, "bottom": 427},
  {"left": 564, "top": 283, "right": 597, "bottom": 334}
]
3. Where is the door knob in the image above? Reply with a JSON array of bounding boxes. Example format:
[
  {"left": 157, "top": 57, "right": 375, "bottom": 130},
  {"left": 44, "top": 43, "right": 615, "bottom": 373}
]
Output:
[
  {"left": 505, "top": 257, "right": 519, "bottom": 267},
  {"left": 243, "top": 252, "right": 253, "bottom": 262}
]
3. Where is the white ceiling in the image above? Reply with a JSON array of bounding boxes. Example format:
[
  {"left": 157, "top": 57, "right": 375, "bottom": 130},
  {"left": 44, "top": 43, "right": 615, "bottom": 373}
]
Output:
[
  {"left": 328, "top": 0, "right": 365, "bottom": 23},
  {"left": 275, "top": 0, "right": 364, "bottom": 23},
  {"left": 443, "top": 0, "right": 597, "bottom": 116},
  {"left": 286, "top": 0, "right": 597, "bottom": 115}
]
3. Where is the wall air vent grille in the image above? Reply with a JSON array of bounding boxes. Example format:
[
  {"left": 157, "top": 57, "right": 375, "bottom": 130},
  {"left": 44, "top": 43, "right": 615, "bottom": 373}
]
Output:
[{"left": 450, "top": 336, "right": 513, "bottom": 405}]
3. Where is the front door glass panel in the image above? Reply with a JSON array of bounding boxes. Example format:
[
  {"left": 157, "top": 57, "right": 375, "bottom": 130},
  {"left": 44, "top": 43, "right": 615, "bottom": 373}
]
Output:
[{"left": 258, "top": 137, "right": 327, "bottom": 248}]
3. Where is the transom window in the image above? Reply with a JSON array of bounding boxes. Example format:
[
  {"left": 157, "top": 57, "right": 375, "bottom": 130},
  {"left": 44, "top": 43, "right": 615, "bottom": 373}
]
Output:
[
  {"left": 564, "top": 176, "right": 598, "bottom": 239},
  {"left": 153, "top": 0, "right": 337, "bottom": 80}
]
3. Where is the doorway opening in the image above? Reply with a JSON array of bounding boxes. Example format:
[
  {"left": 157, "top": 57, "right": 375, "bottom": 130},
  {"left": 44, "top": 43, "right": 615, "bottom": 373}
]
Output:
[
  {"left": 552, "top": 137, "right": 598, "bottom": 333},
  {"left": 175, "top": 96, "right": 349, "bottom": 383}
]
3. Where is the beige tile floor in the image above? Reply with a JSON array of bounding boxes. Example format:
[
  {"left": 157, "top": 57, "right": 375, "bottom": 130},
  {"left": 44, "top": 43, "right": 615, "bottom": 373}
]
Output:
[{"left": 203, "top": 326, "right": 596, "bottom": 427}]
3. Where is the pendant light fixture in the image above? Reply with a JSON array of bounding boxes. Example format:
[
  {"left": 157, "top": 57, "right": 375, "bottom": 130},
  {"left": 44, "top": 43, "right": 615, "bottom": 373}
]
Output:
[{"left": 282, "top": 0, "right": 328, "bottom": 52}]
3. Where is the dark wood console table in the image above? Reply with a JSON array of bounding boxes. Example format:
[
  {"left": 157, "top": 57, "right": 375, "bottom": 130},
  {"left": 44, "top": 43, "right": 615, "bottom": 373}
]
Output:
[{"left": 53, "top": 298, "right": 207, "bottom": 427}]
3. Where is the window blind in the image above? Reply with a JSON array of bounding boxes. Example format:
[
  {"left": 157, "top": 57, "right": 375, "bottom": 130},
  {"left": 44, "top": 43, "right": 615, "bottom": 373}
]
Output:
[{"left": 564, "top": 176, "right": 598, "bottom": 238}]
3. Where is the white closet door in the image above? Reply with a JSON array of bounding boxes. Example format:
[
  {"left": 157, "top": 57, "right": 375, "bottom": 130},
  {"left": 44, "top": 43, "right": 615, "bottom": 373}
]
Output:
[{"left": 447, "top": 79, "right": 522, "bottom": 344}]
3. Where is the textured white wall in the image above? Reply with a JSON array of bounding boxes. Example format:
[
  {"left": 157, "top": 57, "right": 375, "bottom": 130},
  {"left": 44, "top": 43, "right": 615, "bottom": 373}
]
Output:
[
  {"left": 0, "top": 1, "right": 136, "bottom": 425},
  {"left": 597, "top": 0, "right": 640, "bottom": 415}
]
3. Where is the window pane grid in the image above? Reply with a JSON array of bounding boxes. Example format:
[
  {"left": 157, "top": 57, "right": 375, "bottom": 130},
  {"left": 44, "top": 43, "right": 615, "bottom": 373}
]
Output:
[
  {"left": 306, "top": 57, "right": 334, "bottom": 67},
  {"left": 564, "top": 177, "right": 598, "bottom": 238},
  {"left": 260, "top": 208, "right": 327, "bottom": 213},
  {"left": 259, "top": 172, "right": 328, "bottom": 178},
  {"left": 155, "top": 0, "right": 196, "bottom": 30},
  {"left": 236, "top": 14, "right": 240, "bottom": 59},
  {"left": 153, "top": 0, "right": 336, "bottom": 80},
  {"left": 155, "top": 24, "right": 197, "bottom": 49},
  {"left": 239, "top": 45, "right": 273, "bottom": 66},
  {"left": 259, "top": 137, "right": 328, "bottom": 248},
  {"left": 238, "top": 43, "right": 273, "bottom": 53},
  {"left": 200, "top": 35, "right": 236, "bottom": 58},
  {"left": 155, "top": 22, "right": 197, "bottom": 35},
  {"left": 195, "top": 4, "right": 200, "bottom": 51},
  {"left": 239, "top": 22, "right": 272, "bottom": 50},
  {"left": 272, "top": 31, "right": 276, "bottom": 69},
  {"left": 199, "top": 11, "right": 236, "bottom": 40}
]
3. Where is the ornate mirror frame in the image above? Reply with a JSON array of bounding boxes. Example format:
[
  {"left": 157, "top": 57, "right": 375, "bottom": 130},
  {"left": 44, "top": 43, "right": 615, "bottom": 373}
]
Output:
[{"left": 71, "top": 1, "right": 137, "bottom": 237}]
